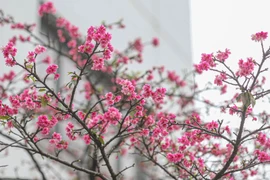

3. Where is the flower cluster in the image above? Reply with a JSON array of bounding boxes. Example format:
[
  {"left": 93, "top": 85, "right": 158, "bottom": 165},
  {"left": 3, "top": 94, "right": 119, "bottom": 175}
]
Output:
[
  {"left": 116, "top": 79, "right": 136, "bottom": 97},
  {"left": 11, "top": 23, "right": 25, "bottom": 30},
  {"left": 38, "top": 1, "right": 56, "bottom": 16},
  {"left": 194, "top": 53, "right": 215, "bottom": 74},
  {"left": 0, "top": 100, "right": 18, "bottom": 117},
  {"left": 167, "top": 70, "right": 186, "bottom": 87},
  {"left": 25, "top": 45, "right": 46, "bottom": 63},
  {"left": 236, "top": 58, "right": 255, "bottom": 77},
  {"left": 2, "top": 42, "right": 17, "bottom": 67},
  {"left": 103, "top": 107, "right": 122, "bottom": 125},
  {"left": 214, "top": 72, "right": 227, "bottom": 86},
  {"left": 216, "top": 48, "right": 231, "bottom": 62},
  {"left": 133, "top": 38, "right": 143, "bottom": 52},
  {"left": 37, "top": 115, "right": 58, "bottom": 135},
  {"left": 205, "top": 120, "right": 219, "bottom": 130},
  {"left": 256, "top": 132, "right": 269, "bottom": 146},
  {"left": 9, "top": 89, "right": 40, "bottom": 110},
  {"left": 105, "top": 92, "right": 121, "bottom": 106},
  {"left": 142, "top": 84, "right": 167, "bottom": 104},
  {"left": 46, "top": 64, "right": 59, "bottom": 79},
  {"left": 83, "top": 134, "right": 91, "bottom": 145},
  {"left": 254, "top": 150, "right": 270, "bottom": 162},
  {"left": 66, "top": 122, "right": 77, "bottom": 140},
  {"left": 152, "top": 87, "right": 166, "bottom": 104},
  {"left": 49, "top": 132, "right": 68, "bottom": 149},
  {"left": 77, "top": 25, "right": 113, "bottom": 70},
  {"left": 167, "top": 152, "right": 184, "bottom": 163},
  {"left": 251, "top": 31, "right": 268, "bottom": 42},
  {"left": 0, "top": 71, "right": 16, "bottom": 82},
  {"left": 79, "top": 25, "right": 113, "bottom": 57}
]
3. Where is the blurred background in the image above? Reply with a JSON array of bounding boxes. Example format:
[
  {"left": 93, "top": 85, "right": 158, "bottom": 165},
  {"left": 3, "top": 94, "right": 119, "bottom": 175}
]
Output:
[{"left": 1, "top": 0, "right": 270, "bottom": 179}]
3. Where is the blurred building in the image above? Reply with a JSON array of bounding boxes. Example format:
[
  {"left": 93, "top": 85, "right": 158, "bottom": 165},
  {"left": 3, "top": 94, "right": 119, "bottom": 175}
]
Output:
[{"left": 0, "top": 0, "right": 192, "bottom": 179}]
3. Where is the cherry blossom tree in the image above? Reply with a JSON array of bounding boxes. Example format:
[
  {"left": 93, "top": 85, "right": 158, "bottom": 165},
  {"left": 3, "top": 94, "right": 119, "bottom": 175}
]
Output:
[{"left": 0, "top": 2, "right": 270, "bottom": 180}]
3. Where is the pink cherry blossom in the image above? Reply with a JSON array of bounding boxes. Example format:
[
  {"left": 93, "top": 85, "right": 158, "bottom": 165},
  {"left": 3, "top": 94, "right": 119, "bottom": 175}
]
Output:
[
  {"left": 152, "top": 37, "right": 159, "bottom": 47},
  {"left": 251, "top": 31, "right": 268, "bottom": 42},
  {"left": 38, "top": 1, "right": 56, "bottom": 16},
  {"left": 46, "top": 64, "right": 58, "bottom": 74}
]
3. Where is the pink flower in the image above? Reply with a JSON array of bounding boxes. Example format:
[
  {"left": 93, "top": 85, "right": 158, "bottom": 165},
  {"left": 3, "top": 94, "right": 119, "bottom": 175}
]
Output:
[
  {"left": 221, "top": 85, "right": 227, "bottom": 94},
  {"left": 257, "top": 132, "right": 267, "bottom": 145},
  {"left": 37, "top": 115, "right": 50, "bottom": 128},
  {"left": 27, "top": 51, "right": 36, "bottom": 63},
  {"left": 206, "top": 120, "right": 218, "bottom": 130},
  {"left": 229, "top": 105, "right": 238, "bottom": 115},
  {"left": 194, "top": 64, "right": 203, "bottom": 74},
  {"left": 152, "top": 87, "right": 166, "bottom": 104},
  {"left": 216, "top": 49, "right": 231, "bottom": 61},
  {"left": 236, "top": 58, "right": 255, "bottom": 77},
  {"left": 250, "top": 170, "right": 257, "bottom": 176},
  {"left": 11, "top": 23, "right": 25, "bottom": 29},
  {"left": 167, "top": 153, "right": 175, "bottom": 162},
  {"left": 66, "top": 122, "right": 77, "bottom": 140},
  {"left": 78, "top": 41, "right": 94, "bottom": 54},
  {"left": 78, "top": 111, "right": 86, "bottom": 120},
  {"left": 56, "top": 17, "right": 66, "bottom": 28},
  {"left": 224, "top": 126, "right": 231, "bottom": 135},
  {"left": 41, "top": 127, "right": 50, "bottom": 135},
  {"left": 214, "top": 72, "right": 227, "bottom": 86},
  {"left": 142, "top": 84, "right": 152, "bottom": 98},
  {"left": 42, "top": 56, "right": 52, "bottom": 64},
  {"left": 251, "top": 31, "right": 268, "bottom": 42},
  {"left": 104, "top": 107, "right": 122, "bottom": 125},
  {"left": 67, "top": 39, "right": 77, "bottom": 48},
  {"left": 54, "top": 73, "right": 60, "bottom": 80},
  {"left": 214, "top": 75, "right": 223, "bottom": 86},
  {"left": 193, "top": 53, "right": 216, "bottom": 74},
  {"left": 46, "top": 64, "right": 58, "bottom": 74},
  {"left": 33, "top": 136, "right": 39, "bottom": 143},
  {"left": 38, "top": 1, "right": 56, "bottom": 16},
  {"left": 5, "top": 57, "right": 16, "bottom": 67},
  {"left": 57, "top": 29, "right": 66, "bottom": 43},
  {"left": 92, "top": 56, "right": 104, "bottom": 71},
  {"left": 255, "top": 150, "right": 270, "bottom": 162},
  {"left": 178, "top": 135, "right": 190, "bottom": 146},
  {"left": 34, "top": 45, "right": 46, "bottom": 54},
  {"left": 83, "top": 134, "right": 91, "bottom": 145},
  {"left": 50, "top": 117, "right": 58, "bottom": 127},
  {"left": 201, "top": 53, "right": 215, "bottom": 67},
  {"left": 167, "top": 70, "right": 180, "bottom": 82},
  {"left": 133, "top": 38, "right": 143, "bottom": 52},
  {"left": 167, "top": 153, "right": 183, "bottom": 163},
  {"left": 7, "top": 120, "right": 13, "bottom": 128},
  {"left": 117, "top": 79, "right": 136, "bottom": 96},
  {"left": 152, "top": 37, "right": 159, "bottom": 47},
  {"left": 100, "top": 32, "right": 112, "bottom": 48},
  {"left": 2, "top": 42, "right": 17, "bottom": 58}
]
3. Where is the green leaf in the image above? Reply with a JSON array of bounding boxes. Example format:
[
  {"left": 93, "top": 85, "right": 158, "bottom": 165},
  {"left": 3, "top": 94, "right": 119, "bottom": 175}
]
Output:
[
  {"left": 248, "top": 92, "right": 256, "bottom": 108},
  {"left": 41, "top": 97, "right": 48, "bottom": 107},
  {"left": 236, "top": 93, "right": 242, "bottom": 102},
  {"left": 26, "top": 64, "right": 33, "bottom": 69},
  {"left": 68, "top": 83, "right": 73, "bottom": 89},
  {"left": 0, "top": 116, "right": 10, "bottom": 120},
  {"left": 238, "top": 91, "right": 256, "bottom": 109},
  {"left": 98, "top": 136, "right": 105, "bottom": 145},
  {"left": 30, "top": 76, "right": 36, "bottom": 83},
  {"left": 39, "top": 88, "right": 46, "bottom": 92}
]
